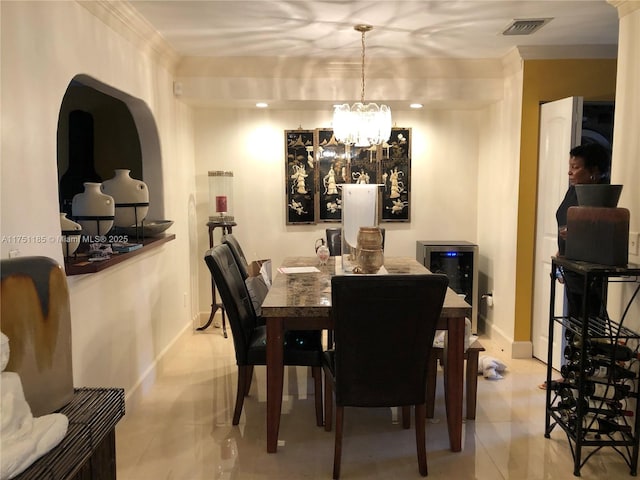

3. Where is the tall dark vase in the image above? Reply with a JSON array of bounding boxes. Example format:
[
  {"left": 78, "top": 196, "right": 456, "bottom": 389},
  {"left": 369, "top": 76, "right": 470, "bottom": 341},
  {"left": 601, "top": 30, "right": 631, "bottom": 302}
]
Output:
[{"left": 59, "top": 110, "right": 102, "bottom": 215}]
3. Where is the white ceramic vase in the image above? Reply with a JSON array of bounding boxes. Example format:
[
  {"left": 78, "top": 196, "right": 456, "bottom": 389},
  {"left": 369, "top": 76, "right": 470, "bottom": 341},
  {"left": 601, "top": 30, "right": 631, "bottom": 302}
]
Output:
[
  {"left": 71, "top": 182, "right": 115, "bottom": 237},
  {"left": 59, "top": 213, "right": 82, "bottom": 257},
  {"left": 100, "top": 169, "right": 149, "bottom": 227}
]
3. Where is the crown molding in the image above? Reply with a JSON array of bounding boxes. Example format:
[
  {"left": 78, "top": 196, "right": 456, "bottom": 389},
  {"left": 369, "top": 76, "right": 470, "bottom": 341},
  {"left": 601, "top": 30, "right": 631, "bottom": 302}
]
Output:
[
  {"left": 77, "top": 0, "right": 180, "bottom": 72},
  {"left": 607, "top": 0, "right": 640, "bottom": 17},
  {"left": 502, "top": 48, "right": 524, "bottom": 77},
  {"left": 516, "top": 44, "right": 618, "bottom": 60}
]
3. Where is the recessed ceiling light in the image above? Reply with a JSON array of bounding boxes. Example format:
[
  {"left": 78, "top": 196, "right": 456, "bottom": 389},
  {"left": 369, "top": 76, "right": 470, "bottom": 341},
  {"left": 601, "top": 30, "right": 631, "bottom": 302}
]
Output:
[
  {"left": 256, "top": 102, "right": 268, "bottom": 108},
  {"left": 410, "top": 103, "right": 423, "bottom": 109}
]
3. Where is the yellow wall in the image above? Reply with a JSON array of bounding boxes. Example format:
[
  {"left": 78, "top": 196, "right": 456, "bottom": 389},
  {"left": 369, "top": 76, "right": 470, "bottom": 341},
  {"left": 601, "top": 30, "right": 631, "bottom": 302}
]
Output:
[{"left": 514, "top": 59, "right": 617, "bottom": 342}]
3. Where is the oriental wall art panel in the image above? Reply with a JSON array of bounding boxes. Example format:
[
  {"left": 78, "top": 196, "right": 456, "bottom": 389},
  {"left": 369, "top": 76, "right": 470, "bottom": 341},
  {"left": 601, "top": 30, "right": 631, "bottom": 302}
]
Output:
[
  {"left": 284, "top": 127, "right": 411, "bottom": 225},
  {"left": 285, "top": 130, "right": 315, "bottom": 224},
  {"left": 380, "top": 128, "right": 411, "bottom": 222}
]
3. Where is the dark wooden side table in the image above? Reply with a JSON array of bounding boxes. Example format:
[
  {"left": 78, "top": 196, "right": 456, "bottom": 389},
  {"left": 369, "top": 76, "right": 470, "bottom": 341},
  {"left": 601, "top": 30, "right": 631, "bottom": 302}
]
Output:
[{"left": 197, "top": 220, "right": 237, "bottom": 335}]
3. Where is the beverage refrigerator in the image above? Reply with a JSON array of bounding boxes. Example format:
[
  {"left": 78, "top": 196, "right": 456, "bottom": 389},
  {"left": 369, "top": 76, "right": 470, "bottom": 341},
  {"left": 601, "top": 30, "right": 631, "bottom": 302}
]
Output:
[{"left": 416, "top": 240, "right": 478, "bottom": 333}]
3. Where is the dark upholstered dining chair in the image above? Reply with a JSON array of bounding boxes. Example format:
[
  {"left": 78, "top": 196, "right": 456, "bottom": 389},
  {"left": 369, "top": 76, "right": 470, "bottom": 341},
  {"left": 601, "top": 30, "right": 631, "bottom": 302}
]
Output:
[
  {"left": 222, "top": 233, "right": 321, "bottom": 348},
  {"left": 325, "top": 227, "right": 385, "bottom": 257},
  {"left": 205, "top": 245, "right": 324, "bottom": 426},
  {"left": 221, "top": 233, "right": 250, "bottom": 280},
  {"left": 323, "top": 274, "right": 449, "bottom": 479},
  {"left": 325, "top": 228, "right": 342, "bottom": 256}
]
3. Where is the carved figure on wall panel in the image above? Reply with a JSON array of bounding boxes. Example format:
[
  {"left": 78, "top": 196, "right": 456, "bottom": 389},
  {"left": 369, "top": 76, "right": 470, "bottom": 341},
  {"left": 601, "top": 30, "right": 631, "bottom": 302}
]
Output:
[
  {"left": 349, "top": 144, "right": 378, "bottom": 191},
  {"left": 380, "top": 128, "right": 411, "bottom": 222},
  {"left": 315, "top": 129, "right": 348, "bottom": 222},
  {"left": 285, "top": 130, "right": 315, "bottom": 224}
]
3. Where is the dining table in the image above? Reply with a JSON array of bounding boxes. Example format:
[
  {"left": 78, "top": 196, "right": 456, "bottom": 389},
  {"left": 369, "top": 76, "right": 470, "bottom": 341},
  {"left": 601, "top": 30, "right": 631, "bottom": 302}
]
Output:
[{"left": 260, "top": 256, "right": 472, "bottom": 453}]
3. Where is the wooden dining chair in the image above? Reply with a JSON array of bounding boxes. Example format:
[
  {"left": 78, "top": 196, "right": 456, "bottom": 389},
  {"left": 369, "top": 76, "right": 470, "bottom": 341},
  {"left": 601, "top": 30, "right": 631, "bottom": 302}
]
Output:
[
  {"left": 323, "top": 274, "right": 449, "bottom": 478},
  {"left": 205, "top": 245, "right": 324, "bottom": 426}
]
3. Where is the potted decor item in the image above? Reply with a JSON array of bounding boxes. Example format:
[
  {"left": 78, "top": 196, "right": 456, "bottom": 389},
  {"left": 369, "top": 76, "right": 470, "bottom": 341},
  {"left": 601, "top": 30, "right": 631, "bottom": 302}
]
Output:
[
  {"left": 575, "top": 184, "right": 623, "bottom": 208},
  {"left": 100, "top": 169, "right": 149, "bottom": 227},
  {"left": 71, "top": 182, "right": 115, "bottom": 237},
  {"left": 314, "top": 238, "right": 330, "bottom": 265},
  {"left": 355, "top": 226, "right": 384, "bottom": 274},
  {"left": 59, "top": 213, "right": 82, "bottom": 257}
]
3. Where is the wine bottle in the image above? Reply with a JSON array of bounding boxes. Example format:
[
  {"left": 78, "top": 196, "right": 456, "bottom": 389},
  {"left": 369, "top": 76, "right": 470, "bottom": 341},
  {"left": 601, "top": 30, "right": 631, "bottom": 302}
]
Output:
[
  {"left": 547, "top": 380, "right": 577, "bottom": 399},
  {"left": 582, "top": 381, "right": 630, "bottom": 400},
  {"left": 556, "top": 397, "right": 633, "bottom": 417},
  {"left": 564, "top": 336, "right": 638, "bottom": 362},
  {"left": 561, "top": 359, "right": 636, "bottom": 381},
  {"left": 567, "top": 415, "right": 633, "bottom": 435}
]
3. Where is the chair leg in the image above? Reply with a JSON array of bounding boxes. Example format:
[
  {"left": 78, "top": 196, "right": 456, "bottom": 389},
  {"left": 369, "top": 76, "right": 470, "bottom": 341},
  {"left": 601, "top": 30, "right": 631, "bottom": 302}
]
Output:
[
  {"left": 221, "top": 308, "right": 228, "bottom": 339},
  {"left": 333, "top": 406, "right": 344, "bottom": 479},
  {"left": 324, "top": 372, "right": 333, "bottom": 432},
  {"left": 233, "top": 365, "right": 248, "bottom": 425},
  {"left": 244, "top": 365, "right": 254, "bottom": 396},
  {"left": 466, "top": 349, "right": 480, "bottom": 420},
  {"left": 402, "top": 406, "right": 411, "bottom": 429},
  {"left": 415, "top": 403, "right": 428, "bottom": 477},
  {"left": 426, "top": 350, "right": 438, "bottom": 418},
  {"left": 313, "top": 366, "right": 323, "bottom": 426}
]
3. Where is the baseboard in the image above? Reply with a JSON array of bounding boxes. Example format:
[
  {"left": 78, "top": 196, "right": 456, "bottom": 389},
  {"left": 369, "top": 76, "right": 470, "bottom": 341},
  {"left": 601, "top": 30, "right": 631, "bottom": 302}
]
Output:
[
  {"left": 484, "top": 321, "right": 532, "bottom": 359},
  {"left": 124, "top": 318, "right": 194, "bottom": 412},
  {"left": 511, "top": 341, "right": 533, "bottom": 359}
]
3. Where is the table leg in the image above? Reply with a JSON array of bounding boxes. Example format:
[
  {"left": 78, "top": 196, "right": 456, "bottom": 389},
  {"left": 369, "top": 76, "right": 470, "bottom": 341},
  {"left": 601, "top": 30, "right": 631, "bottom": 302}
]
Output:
[
  {"left": 443, "top": 316, "right": 464, "bottom": 452},
  {"left": 266, "top": 316, "right": 285, "bottom": 453}
]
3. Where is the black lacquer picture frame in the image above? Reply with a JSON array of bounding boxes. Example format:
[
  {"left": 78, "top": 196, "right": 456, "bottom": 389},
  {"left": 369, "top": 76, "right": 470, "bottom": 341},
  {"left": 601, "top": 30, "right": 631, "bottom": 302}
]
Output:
[
  {"left": 315, "top": 128, "right": 348, "bottom": 223},
  {"left": 285, "top": 130, "right": 315, "bottom": 224},
  {"left": 380, "top": 128, "right": 411, "bottom": 222}
]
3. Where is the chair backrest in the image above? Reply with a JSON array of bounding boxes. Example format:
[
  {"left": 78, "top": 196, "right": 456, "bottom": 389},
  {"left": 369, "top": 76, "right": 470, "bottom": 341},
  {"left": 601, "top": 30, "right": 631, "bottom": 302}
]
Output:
[
  {"left": 331, "top": 274, "right": 448, "bottom": 408},
  {"left": 326, "top": 228, "right": 342, "bottom": 256},
  {"left": 204, "top": 245, "right": 257, "bottom": 365},
  {"left": 222, "top": 233, "right": 250, "bottom": 280},
  {"left": 326, "top": 228, "right": 386, "bottom": 257}
]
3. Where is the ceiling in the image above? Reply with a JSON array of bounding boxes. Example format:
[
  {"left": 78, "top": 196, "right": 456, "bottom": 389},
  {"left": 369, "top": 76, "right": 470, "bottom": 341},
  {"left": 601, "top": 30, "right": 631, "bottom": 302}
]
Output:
[{"left": 129, "top": 0, "right": 619, "bottom": 59}]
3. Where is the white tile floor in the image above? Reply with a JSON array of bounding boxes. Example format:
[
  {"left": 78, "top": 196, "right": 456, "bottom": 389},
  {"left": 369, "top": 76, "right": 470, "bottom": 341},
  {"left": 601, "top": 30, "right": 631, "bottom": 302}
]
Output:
[{"left": 116, "top": 323, "right": 635, "bottom": 479}]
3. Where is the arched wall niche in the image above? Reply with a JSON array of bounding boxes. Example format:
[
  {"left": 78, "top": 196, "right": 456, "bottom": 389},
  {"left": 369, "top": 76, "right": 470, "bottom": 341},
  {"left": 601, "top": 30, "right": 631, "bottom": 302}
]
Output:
[{"left": 57, "top": 74, "right": 164, "bottom": 221}]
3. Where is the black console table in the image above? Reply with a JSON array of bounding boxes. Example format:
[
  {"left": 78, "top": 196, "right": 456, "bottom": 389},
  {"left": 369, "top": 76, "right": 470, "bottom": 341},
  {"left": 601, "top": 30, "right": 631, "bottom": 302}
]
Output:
[
  {"left": 197, "top": 220, "right": 237, "bottom": 335},
  {"left": 15, "top": 387, "right": 125, "bottom": 480}
]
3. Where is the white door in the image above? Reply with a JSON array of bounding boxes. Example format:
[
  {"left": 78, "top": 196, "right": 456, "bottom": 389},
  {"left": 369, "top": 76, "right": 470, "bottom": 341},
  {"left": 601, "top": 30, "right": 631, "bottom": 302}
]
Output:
[{"left": 532, "top": 97, "right": 583, "bottom": 370}]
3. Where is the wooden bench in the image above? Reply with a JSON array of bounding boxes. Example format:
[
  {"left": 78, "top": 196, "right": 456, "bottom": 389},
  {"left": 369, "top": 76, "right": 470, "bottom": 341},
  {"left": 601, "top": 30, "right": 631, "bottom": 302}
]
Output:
[
  {"left": 426, "top": 340, "right": 485, "bottom": 420},
  {"left": 15, "top": 387, "right": 125, "bottom": 480}
]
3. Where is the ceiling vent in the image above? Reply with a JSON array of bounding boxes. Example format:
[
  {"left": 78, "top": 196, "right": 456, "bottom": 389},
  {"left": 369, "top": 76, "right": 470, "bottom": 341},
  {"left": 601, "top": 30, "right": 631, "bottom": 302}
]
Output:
[{"left": 502, "top": 18, "right": 552, "bottom": 36}]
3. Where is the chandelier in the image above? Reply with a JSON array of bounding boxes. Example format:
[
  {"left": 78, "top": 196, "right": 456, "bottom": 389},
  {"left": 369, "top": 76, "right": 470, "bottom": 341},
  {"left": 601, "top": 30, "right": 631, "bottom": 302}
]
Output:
[{"left": 333, "top": 24, "right": 392, "bottom": 148}]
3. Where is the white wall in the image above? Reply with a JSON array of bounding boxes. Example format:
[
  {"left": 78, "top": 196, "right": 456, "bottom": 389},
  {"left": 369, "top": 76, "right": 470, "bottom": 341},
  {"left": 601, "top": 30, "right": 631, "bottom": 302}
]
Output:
[
  {"left": 476, "top": 52, "right": 524, "bottom": 353},
  {"left": 609, "top": 2, "right": 640, "bottom": 332},
  {"left": 194, "top": 107, "right": 481, "bottom": 317},
  {"left": 0, "top": 2, "right": 196, "bottom": 398}
]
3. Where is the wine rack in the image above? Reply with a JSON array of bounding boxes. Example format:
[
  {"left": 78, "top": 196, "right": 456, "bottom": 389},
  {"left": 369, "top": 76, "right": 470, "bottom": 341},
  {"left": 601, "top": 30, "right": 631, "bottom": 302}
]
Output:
[{"left": 545, "top": 257, "right": 640, "bottom": 477}]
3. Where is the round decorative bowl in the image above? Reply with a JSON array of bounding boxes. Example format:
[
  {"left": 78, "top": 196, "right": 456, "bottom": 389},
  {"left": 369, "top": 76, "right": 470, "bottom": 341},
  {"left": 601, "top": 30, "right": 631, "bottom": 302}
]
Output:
[
  {"left": 119, "top": 220, "right": 173, "bottom": 238},
  {"left": 575, "top": 184, "right": 623, "bottom": 208}
]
